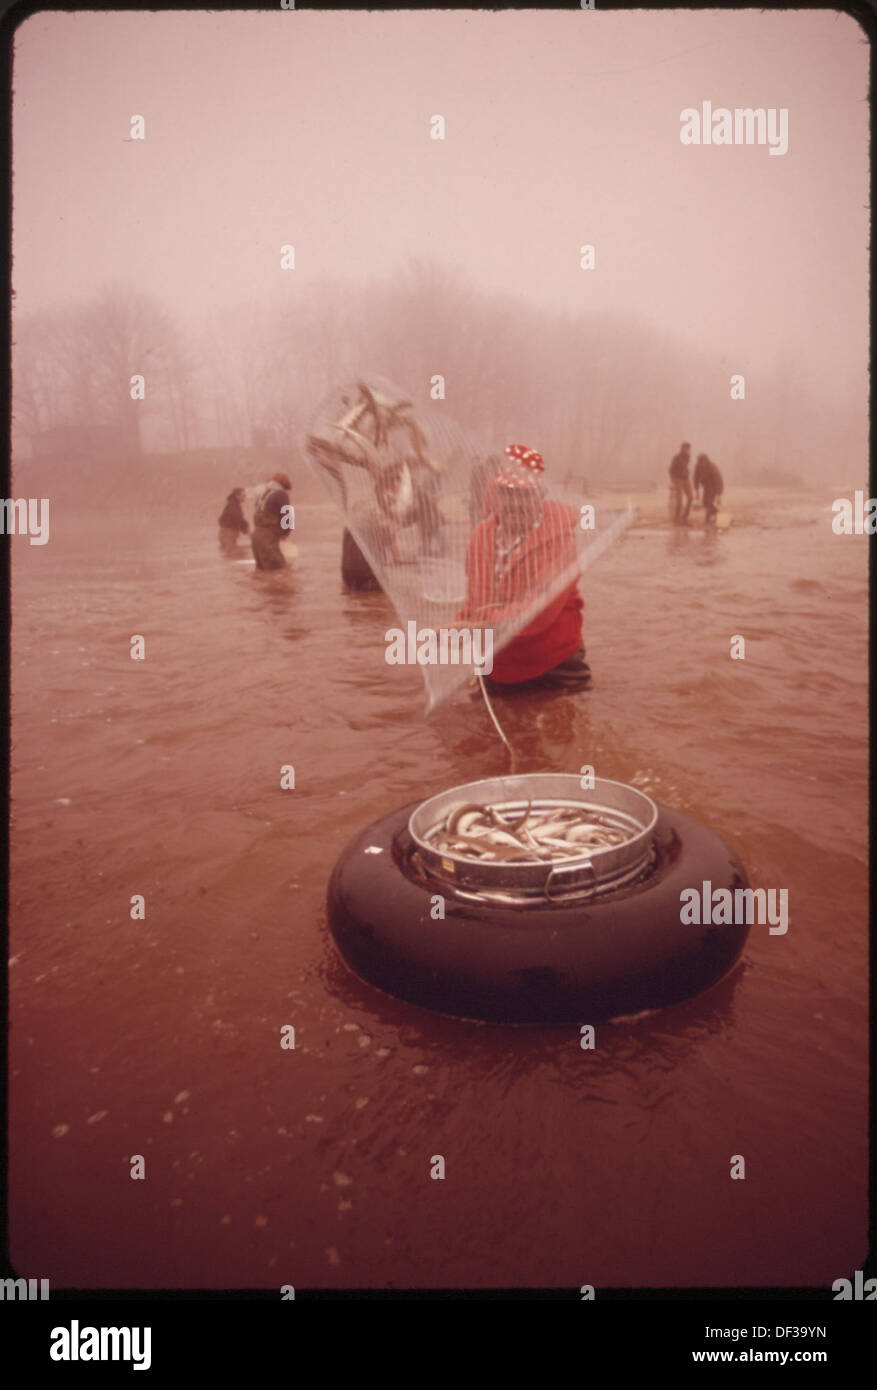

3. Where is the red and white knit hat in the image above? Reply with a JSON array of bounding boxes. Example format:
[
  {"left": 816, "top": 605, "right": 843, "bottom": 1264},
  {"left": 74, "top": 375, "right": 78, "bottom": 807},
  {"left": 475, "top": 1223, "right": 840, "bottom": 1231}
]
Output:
[{"left": 496, "top": 443, "right": 544, "bottom": 488}]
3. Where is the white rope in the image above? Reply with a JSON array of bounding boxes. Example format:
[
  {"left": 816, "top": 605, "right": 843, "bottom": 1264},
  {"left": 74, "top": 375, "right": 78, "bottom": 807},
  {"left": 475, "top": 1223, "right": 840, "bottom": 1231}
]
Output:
[{"left": 478, "top": 673, "right": 518, "bottom": 774}]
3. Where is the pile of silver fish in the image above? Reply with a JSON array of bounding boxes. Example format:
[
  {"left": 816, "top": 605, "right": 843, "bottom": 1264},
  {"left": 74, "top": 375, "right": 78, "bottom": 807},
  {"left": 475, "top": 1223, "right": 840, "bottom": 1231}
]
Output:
[{"left": 426, "top": 800, "right": 635, "bottom": 864}]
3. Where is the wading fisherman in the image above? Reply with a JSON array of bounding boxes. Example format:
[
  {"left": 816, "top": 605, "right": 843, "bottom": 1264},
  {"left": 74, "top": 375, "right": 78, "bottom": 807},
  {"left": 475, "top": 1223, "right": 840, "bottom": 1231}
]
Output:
[
  {"left": 693, "top": 453, "right": 724, "bottom": 525},
  {"left": 411, "top": 462, "right": 445, "bottom": 557},
  {"left": 217, "top": 486, "right": 250, "bottom": 553},
  {"left": 459, "top": 444, "right": 591, "bottom": 692},
  {"left": 251, "top": 472, "right": 292, "bottom": 570},
  {"left": 669, "top": 441, "right": 693, "bottom": 524},
  {"left": 341, "top": 527, "right": 382, "bottom": 590},
  {"left": 468, "top": 453, "right": 503, "bottom": 529}
]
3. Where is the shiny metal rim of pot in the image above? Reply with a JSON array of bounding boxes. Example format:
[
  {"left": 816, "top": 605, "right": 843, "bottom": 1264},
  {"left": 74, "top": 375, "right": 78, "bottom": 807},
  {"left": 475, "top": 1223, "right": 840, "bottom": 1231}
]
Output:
[{"left": 408, "top": 774, "right": 658, "bottom": 892}]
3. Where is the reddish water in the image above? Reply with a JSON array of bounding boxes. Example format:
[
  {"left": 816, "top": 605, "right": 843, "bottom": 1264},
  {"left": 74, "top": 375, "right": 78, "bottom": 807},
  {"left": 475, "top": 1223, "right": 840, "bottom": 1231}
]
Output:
[{"left": 10, "top": 492, "right": 867, "bottom": 1289}]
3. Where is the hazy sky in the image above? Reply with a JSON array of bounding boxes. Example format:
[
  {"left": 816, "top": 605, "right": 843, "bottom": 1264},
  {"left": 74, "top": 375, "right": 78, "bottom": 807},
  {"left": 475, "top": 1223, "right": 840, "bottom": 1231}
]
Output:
[{"left": 13, "top": 9, "right": 868, "bottom": 393}]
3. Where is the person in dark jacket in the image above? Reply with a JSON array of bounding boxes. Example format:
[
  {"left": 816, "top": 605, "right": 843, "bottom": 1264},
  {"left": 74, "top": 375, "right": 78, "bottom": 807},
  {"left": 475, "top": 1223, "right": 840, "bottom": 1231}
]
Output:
[
  {"left": 341, "top": 527, "right": 382, "bottom": 590},
  {"left": 693, "top": 454, "right": 724, "bottom": 525},
  {"left": 411, "top": 462, "right": 445, "bottom": 557},
  {"left": 251, "top": 472, "right": 293, "bottom": 570},
  {"left": 668, "top": 442, "right": 693, "bottom": 524},
  {"left": 217, "top": 487, "right": 250, "bottom": 553}
]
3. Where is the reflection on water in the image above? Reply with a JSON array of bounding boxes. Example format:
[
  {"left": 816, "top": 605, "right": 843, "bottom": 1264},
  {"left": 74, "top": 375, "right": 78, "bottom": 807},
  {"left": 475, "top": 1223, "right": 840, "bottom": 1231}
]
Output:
[{"left": 9, "top": 498, "right": 868, "bottom": 1289}]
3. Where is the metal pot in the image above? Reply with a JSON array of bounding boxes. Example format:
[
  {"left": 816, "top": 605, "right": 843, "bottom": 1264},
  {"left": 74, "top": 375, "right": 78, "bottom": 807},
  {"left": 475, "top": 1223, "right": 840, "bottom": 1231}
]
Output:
[{"left": 408, "top": 774, "right": 658, "bottom": 900}]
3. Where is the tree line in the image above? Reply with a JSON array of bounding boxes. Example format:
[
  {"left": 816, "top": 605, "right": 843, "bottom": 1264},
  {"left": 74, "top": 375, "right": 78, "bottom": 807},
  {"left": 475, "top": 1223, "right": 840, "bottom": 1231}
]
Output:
[{"left": 12, "top": 260, "right": 859, "bottom": 485}]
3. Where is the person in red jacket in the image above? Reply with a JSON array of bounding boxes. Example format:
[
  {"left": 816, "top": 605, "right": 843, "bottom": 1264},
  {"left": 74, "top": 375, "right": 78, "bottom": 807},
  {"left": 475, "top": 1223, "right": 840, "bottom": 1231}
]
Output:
[{"left": 459, "top": 444, "right": 591, "bottom": 692}]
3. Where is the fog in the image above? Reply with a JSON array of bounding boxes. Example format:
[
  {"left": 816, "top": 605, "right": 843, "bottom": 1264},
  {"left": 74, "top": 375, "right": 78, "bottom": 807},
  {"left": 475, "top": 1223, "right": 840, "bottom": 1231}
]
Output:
[
  {"left": 8, "top": 9, "right": 871, "bottom": 1302},
  {"left": 11, "top": 9, "right": 868, "bottom": 485}
]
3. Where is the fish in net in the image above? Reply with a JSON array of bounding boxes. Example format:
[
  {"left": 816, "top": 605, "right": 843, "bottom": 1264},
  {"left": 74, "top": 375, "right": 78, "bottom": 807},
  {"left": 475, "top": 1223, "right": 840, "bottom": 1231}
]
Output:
[{"left": 303, "top": 375, "right": 633, "bottom": 711}]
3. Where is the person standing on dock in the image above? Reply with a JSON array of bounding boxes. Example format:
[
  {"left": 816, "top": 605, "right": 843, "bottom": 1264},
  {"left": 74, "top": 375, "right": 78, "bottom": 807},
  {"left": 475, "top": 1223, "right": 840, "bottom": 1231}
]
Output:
[{"left": 668, "top": 442, "right": 693, "bottom": 524}]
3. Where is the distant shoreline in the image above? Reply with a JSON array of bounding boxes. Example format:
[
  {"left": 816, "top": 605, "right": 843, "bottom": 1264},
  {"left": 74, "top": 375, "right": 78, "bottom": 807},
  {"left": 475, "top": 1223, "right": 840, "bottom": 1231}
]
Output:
[{"left": 605, "top": 484, "right": 832, "bottom": 530}]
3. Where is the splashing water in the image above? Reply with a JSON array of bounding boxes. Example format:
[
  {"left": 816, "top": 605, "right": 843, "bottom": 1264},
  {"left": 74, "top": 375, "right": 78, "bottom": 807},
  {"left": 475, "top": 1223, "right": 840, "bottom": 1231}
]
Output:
[{"left": 303, "top": 375, "right": 634, "bottom": 710}]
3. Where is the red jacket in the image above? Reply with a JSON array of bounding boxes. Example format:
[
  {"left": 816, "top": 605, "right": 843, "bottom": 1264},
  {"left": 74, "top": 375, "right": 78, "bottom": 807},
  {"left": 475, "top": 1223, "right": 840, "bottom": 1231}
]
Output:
[{"left": 459, "top": 494, "right": 583, "bottom": 684}]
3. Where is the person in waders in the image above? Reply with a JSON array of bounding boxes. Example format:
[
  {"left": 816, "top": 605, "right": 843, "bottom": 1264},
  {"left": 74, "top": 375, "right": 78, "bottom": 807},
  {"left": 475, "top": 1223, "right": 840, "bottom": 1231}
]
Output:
[
  {"left": 217, "top": 487, "right": 250, "bottom": 553},
  {"left": 693, "top": 454, "right": 724, "bottom": 525},
  {"left": 251, "top": 472, "right": 292, "bottom": 570},
  {"left": 669, "top": 442, "right": 693, "bottom": 524},
  {"left": 458, "top": 444, "right": 591, "bottom": 694},
  {"left": 341, "top": 527, "right": 382, "bottom": 590}
]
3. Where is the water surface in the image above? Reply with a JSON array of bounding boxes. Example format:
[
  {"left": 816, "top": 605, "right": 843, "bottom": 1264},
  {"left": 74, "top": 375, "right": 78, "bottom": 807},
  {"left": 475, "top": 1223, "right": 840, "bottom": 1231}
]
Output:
[{"left": 10, "top": 493, "right": 867, "bottom": 1289}]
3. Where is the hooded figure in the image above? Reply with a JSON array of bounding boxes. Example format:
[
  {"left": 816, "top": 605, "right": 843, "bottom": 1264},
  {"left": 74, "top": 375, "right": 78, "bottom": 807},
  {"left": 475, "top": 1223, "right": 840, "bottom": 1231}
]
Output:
[
  {"left": 458, "top": 445, "right": 590, "bottom": 689},
  {"left": 251, "top": 472, "right": 292, "bottom": 570}
]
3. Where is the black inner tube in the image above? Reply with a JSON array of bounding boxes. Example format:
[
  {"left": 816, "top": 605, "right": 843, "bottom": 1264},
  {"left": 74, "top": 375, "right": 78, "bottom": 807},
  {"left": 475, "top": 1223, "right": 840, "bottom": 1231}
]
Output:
[{"left": 327, "top": 801, "right": 750, "bottom": 1024}]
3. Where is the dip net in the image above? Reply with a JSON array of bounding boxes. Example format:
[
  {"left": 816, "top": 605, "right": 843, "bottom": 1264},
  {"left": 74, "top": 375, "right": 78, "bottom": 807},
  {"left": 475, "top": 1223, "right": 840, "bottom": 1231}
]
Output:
[{"left": 304, "top": 375, "right": 633, "bottom": 710}]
